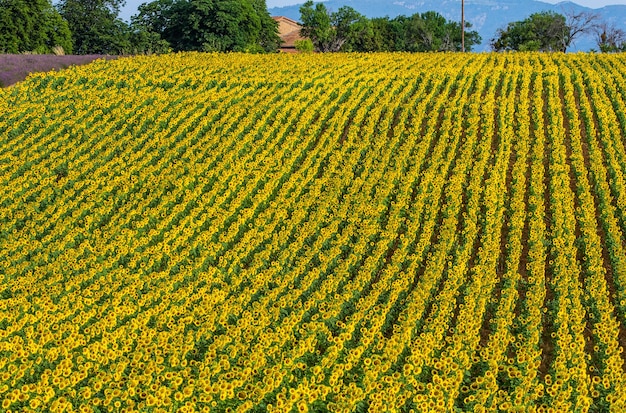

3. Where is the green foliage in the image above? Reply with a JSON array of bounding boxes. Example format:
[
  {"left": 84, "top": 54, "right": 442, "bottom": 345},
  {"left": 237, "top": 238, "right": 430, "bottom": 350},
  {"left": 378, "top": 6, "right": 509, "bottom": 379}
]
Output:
[
  {"left": 491, "top": 11, "right": 569, "bottom": 52},
  {"left": 294, "top": 38, "right": 313, "bottom": 53},
  {"left": 299, "top": 1, "right": 368, "bottom": 52},
  {"left": 299, "top": 1, "right": 331, "bottom": 51},
  {"left": 0, "top": 0, "right": 73, "bottom": 54},
  {"left": 132, "top": 0, "right": 280, "bottom": 53},
  {"left": 45, "top": 8, "right": 74, "bottom": 54},
  {"left": 249, "top": 0, "right": 281, "bottom": 52},
  {"left": 57, "top": 0, "right": 131, "bottom": 54},
  {"left": 333, "top": 6, "right": 373, "bottom": 52},
  {"left": 299, "top": 2, "right": 480, "bottom": 53},
  {"left": 381, "top": 11, "right": 481, "bottom": 52},
  {"left": 129, "top": 29, "right": 170, "bottom": 54},
  {"left": 128, "top": 21, "right": 171, "bottom": 54}
]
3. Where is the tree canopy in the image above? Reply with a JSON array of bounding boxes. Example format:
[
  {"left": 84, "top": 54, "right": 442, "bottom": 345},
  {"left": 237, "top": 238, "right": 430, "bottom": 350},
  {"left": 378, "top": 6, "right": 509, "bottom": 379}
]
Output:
[
  {"left": 299, "top": 1, "right": 481, "bottom": 53},
  {"left": 133, "top": 0, "right": 280, "bottom": 52},
  {"left": 0, "top": 0, "right": 620, "bottom": 55},
  {"left": 387, "top": 11, "right": 481, "bottom": 52},
  {"left": 0, "top": 0, "right": 72, "bottom": 54},
  {"left": 299, "top": 1, "right": 370, "bottom": 52},
  {"left": 491, "top": 11, "right": 567, "bottom": 52},
  {"left": 57, "top": 0, "right": 131, "bottom": 54},
  {"left": 491, "top": 10, "right": 598, "bottom": 52}
]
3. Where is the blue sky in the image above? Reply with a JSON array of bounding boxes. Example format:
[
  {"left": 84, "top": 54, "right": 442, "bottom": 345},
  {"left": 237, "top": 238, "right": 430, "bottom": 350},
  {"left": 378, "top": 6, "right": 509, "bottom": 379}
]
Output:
[
  {"left": 120, "top": 0, "right": 302, "bottom": 20},
  {"left": 118, "top": 0, "right": 626, "bottom": 22},
  {"left": 119, "top": 0, "right": 302, "bottom": 21},
  {"left": 543, "top": 0, "right": 626, "bottom": 6},
  {"left": 267, "top": 0, "right": 304, "bottom": 5}
]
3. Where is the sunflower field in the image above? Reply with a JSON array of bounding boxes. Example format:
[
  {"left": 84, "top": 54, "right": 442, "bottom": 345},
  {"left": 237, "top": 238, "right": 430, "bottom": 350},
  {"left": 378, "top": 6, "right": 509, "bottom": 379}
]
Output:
[{"left": 2, "top": 52, "right": 626, "bottom": 412}]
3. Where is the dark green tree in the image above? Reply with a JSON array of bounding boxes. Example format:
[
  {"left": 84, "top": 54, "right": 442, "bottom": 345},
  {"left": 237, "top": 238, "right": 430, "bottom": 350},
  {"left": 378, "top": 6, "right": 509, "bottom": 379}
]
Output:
[
  {"left": 299, "top": 1, "right": 367, "bottom": 52},
  {"left": 132, "top": 0, "right": 279, "bottom": 52},
  {"left": 128, "top": 24, "right": 171, "bottom": 54},
  {"left": 298, "top": 1, "right": 333, "bottom": 51},
  {"left": 490, "top": 11, "right": 588, "bottom": 52},
  {"left": 336, "top": 11, "right": 480, "bottom": 53},
  {"left": 249, "top": 0, "right": 281, "bottom": 52},
  {"left": 386, "top": 15, "right": 411, "bottom": 51},
  {"left": 132, "top": 0, "right": 173, "bottom": 35},
  {"left": 57, "top": 0, "right": 131, "bottom": 54},
  {"left": 409, "top": 11, "right": 479, "bottom": 52},
  {"left": 367, "top": 17, "right": 395, "bottom": 52},
  {"left": 0, "top": 0, "right": 72, "bottom": 53},
  {"left": 43, "top": 7, "right": 74, "bottom": 53},
  {"left": 335, "top": 7, "right": 373, "bottom": 52}
]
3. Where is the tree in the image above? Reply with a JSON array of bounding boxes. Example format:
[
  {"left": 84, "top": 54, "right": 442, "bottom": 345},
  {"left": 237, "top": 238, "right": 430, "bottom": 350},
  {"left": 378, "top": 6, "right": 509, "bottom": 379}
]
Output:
[
  {"left": 299, "top": 1, "right": 366, "bottom": 52},
  {"left": 367, "top": 17, "right": 395, "bottom": 52},
  {"left": 563, "top": 9, "right": 599, "bottom": 51},
  {"left": 0, "top": 0, "right": 72, "bottom": 54},
  {"left": 404, "top": 11, "right": 480, "bottom": 52},
  {"left": 407, "top": 12, "right": 445, "bottom": 51},
  {"left": 332, "top": 6, "right": 371, "bottom": 52},
  {"left": 126, "top": 0, "right": 168, "bottom": 53},
  {"left": 491, "top": 11, "right": 569, "bottom": 52},
  {"left": 299, "top": 1, "right": 333, "bottom": 52},
  {"left": 249, "top": 0, "right": 281, "bottom": 52},
  {"left": 128, "top": 23, "right": 171, "bottom": 54},
  {"left": 294, "top": 38, "right": 313, "bottom": 53},
  {"left": 345, "top": 11, "right": 480, "bottom": 53},
  {"left": 57, "top": 0, "right": 131, "bottom": 54},
  {"left": 43, "top": 7, "right": 74, "bottom": 54},
  {"left": 491, "top": 10, "right": 598, "bottom": 52},
  {"left": 595, "top": 21, "right": 626, "bottom": 52},
  {"left": 132, "top": 0, "right": 279, "bottom": 52},
  {"left": 132, "top": 0, "right": 174, "bottom": 37}
]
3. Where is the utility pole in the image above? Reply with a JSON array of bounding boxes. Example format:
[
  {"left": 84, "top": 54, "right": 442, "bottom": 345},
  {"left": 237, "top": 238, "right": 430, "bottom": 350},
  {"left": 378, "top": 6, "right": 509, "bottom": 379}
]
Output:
[{"left": 461, "top": 0, "right": 465, "bottom": 52}]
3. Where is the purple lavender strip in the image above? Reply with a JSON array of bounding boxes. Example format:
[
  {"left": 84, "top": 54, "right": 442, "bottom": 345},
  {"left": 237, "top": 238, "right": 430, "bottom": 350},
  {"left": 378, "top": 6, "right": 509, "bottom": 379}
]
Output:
[{"left": 0, "top": 55, "right": 119, "bottom": 87}]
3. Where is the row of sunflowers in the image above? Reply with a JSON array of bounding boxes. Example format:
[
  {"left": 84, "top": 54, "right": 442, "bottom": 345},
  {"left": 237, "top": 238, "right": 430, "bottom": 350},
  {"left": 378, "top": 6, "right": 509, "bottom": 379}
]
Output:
[{"left": 1, "top": 52, "right": 626, "bottom": 412}]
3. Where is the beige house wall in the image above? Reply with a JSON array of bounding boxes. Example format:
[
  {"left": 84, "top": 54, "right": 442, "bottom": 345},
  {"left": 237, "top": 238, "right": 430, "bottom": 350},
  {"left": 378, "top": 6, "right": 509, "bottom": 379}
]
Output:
[{"left": 272, "top": 16, "right": 306, "bottom": 52}]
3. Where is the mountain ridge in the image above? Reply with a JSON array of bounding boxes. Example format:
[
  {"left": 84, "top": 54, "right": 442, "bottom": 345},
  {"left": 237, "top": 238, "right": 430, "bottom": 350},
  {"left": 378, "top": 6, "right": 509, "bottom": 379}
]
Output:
[{"left": 269, "top": 0, "right": 626, "bottom": 51}]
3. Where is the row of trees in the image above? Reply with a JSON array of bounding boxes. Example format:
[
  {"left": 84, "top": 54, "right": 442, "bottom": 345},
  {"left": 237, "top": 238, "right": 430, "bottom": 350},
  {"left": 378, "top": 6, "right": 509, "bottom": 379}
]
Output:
[
  {"left": 0, "top": 0, "right": 280, "bottom": 54},
  {"left": 490, "top": 10, "right": 626, "bottom": 52},
  {"left": 299, "top": 2, "right": 625, "bottom": 54},
  {"left": 1, "top": 0, "right": 625, "bottom": 55},
  {"left": 299, "top": 1, "right": 481, "bottom": 52}
]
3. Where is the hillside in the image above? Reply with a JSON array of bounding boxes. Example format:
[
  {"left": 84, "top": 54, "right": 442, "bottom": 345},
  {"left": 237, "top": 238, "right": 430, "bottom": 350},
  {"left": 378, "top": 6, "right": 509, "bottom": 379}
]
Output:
[
  {"left": 2, "top": 52, "right": 626, "bottom": 411},
  {"left": 269, "top": 0, "right": 626, "bottom": 51}
]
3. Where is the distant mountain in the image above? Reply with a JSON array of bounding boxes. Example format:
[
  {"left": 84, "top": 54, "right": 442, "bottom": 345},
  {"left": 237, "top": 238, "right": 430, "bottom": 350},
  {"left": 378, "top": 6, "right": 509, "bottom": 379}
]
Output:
[{"left": 269, "top": 0, "right": 626, "bottom": 51}]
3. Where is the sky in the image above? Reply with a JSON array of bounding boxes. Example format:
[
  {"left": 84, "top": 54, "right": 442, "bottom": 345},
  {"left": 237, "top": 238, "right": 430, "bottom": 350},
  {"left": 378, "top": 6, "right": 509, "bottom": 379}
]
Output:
[
  {"left": 118, "top": 0, "right": 302, "bottom": 21},
  {"left": 266, "top": 0, "right": 304, "bottom": 5},
  {"left": 120, "top": 0, "right": 302, "bottom": 19},
  {"left": 542, "top": 0, "right": 626, "bottom": 6},
  {"left": 267, "top": 0, "right": 626, "bottom": 7},
  {"left": 118, "top": 0, "right": 626, "bottom": 22}
]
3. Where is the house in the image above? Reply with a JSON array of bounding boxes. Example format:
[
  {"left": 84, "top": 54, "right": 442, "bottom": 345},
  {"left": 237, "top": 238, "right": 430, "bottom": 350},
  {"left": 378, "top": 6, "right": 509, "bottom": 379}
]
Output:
[{"left": 272, "top": 16, "right": 306, "bottom": 53}]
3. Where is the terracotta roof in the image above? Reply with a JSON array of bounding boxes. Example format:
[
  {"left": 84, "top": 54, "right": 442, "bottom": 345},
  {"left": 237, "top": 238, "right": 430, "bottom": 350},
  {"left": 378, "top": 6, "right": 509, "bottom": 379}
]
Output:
[
  {"left": 272, "top": 16, "right": 300, "bottom": 26},
  {"left": 282, "top": 30, "right": 305, "bottom": 47}
]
